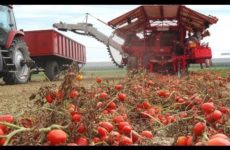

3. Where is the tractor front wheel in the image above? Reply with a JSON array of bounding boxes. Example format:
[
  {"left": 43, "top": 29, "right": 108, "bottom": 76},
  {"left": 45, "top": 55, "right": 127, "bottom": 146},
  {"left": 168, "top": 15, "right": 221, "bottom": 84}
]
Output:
[{"left": 3, "top": 38, "right": 31, "bottom": 84}]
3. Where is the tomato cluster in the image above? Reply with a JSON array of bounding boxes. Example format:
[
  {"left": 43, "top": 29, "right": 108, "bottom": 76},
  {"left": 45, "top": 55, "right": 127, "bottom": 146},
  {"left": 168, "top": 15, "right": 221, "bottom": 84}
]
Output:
[{"left": 0, "top": 70, "right": 230, "bottom": 146}]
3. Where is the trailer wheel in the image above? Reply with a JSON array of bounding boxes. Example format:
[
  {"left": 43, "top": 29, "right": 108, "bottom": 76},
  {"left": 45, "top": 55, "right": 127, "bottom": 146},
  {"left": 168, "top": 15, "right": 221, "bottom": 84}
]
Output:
[
  {"left": 3, "top": 38, "right": 31, "bottom": 85},
  {"left": 44, "top": 61, "right": 60, "bottom": 81}
]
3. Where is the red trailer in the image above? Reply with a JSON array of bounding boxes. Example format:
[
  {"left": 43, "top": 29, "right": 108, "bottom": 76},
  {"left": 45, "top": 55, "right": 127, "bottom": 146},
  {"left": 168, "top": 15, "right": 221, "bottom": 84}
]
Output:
[{"left": 24, "top": 29, "right": 86, "bottom": 80}]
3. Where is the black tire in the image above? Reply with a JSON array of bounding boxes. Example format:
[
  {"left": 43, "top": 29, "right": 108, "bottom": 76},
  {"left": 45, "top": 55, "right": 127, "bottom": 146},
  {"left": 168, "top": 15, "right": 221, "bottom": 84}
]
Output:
[
  {"left": 3, "top": 38, "right": 31, "bottom": 85},
  {"left": 44, "top": 61, "right": 60, "bottom": 81}
]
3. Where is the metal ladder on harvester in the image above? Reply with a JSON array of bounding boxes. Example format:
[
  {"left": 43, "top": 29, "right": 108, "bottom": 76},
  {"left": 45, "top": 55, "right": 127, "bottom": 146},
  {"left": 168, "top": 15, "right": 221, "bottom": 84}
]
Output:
[{"left": 0, "top": 48, "right": 17, "bottom": 73}]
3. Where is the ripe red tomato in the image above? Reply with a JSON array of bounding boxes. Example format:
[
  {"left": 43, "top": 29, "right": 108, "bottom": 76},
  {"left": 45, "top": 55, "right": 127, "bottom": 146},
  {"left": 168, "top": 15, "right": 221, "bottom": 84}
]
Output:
[
  {"left": 97, "top": 102, "right": 104, "bottom": 108},
  {"left": 102, "top": 109, "right": 109, "bottom": 114},
  {"left": 136, "top": 103, "right": 144, "bottom": 109},
  {"left": 0, "top": 126, "right": 6, "bottom": 134},
  {"left": 205, "top": 113, "right": 215, "bottom": 123},
  {"left": 45, "top": 93, "right": 53, "bottom": 103},
  {"left": 75, "top": 137, "right": 88, "bottom": 146},
  {"left": 96, "top": 77, "right": 102, "bottom": 83},
  {"left": 161, "top": 119, "right": 168, "bottom": 125},
  {"left": 177, "top": 98, "right": 185, "bottom": 103},
  {"left": 77, "top": 123, "right": 85, "bottom": 134},
  {"left": 0, "top": 114, "right": 14, "bottom": 132},
  {"left": 115, "top": 84, "right": 123, "bottom": 90},
  {"left": 179, "top": 112, "right": 188, "bottom": 118},
  {"left": 113, "top": 116, "right": 125, "bottom": 124},
  {"left": 141, "top": 130, "right": 153, "bottom": 139},
  {"left": 208, "top": 137, "right": 230, "bottom": 146},
  {"left": 0, "top": 128, "right": 5, "bottom": 145},
  {"left": 92, "top": 137, "right": 101, "bottom": 144},
  {"left": 108, "top": 102, "right": 116, "bottom": 109},
  {"left": 157, "top": 90, "right": 170, "bottom": 98},
  {"left": 99, "top": 92, "right": 108, "bottom": 100},
  {"left": 219, "top": 106, "right": 229, "bottom": 114},
  {"left": 212, "top": 110, "right": 222, "bottom": 121},
  {"left": 109, "top": 131, "right": 121, "bottom": 142},
  {"left": 193, "top": 122, "right": 205, "bottom": 136},
  {"left": 147, "top": 108, "right": 156, "bottom": 116},
  {"left": 99, "top": 122, "right": 114, "bottom": 133},
  {"left": 157, "top": 114, "right": 164, "bottom": 120},
  {"left": 186, "top": 136, "right": 193, "bottom": 146},
  {"left": 164, "top": 91, "right": 170, "bottom": 98},
  {"left": 108, "top": 109, "right": 116, "bottom": 114},
  {"left": 47, "top": 129, "right": 67, "bottom": 145},
  {"left": 176, "top": 136, "right": 188, "bottom": 146},
  {"left": 118, "top": 93, "right": 127, "bottom": 102},
  {"left": 143, "top": 101, "right": 151, "bottom": 109},
  {"left": 72, "top": 114, "right": 81, "bottom": 123},
  {"left": 121, "top": 125, "right": 132, "bottom": 134},
  {"left": 157, "top": 90, "right": 165, "bottom": 97},
  {"left": 0, "top": 114, "right": 14, "bottom": 123},
  {"left": 201, "top": 102, "right": 215, "bottom": 114},
  {"left": 69, "top": 90, "right": 79, "bottom": 99},
  {"left": 167, "top": 115, "right": 176, "bottom": 123},
  {"left": 120, "top": 136, "right": 133, "bottom": 145},
  {"left": 97, "top": 127, "right": 108, "bottom": 138},
  {"left": 118, "top": 122, "right": 129, "bottom": 131}
]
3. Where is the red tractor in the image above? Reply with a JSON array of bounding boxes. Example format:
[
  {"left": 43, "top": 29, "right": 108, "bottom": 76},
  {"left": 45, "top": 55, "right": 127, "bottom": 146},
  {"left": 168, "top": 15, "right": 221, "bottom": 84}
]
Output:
[
  {"left": 54, "top": 5, "right": 218, "bottom": 76},
  {"left": 0, "top": 5, "right": 33, "bottom": 84}
]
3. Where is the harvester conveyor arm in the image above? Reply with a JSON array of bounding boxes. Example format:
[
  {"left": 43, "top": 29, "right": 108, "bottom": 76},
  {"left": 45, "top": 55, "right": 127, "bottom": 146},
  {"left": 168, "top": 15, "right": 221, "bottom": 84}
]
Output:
[{"left": 53, "top": 23, "right": 123, "bottom": 53}]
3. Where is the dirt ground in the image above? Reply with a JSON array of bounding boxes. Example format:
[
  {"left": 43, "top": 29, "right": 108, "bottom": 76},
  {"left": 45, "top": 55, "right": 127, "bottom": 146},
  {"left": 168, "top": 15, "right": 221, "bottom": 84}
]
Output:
[
  {"left": 0, "top": 79, "right": 62, "bottom": 116},
  {"left": 0, "top": 76, "right": 121, "bottom": 116}
]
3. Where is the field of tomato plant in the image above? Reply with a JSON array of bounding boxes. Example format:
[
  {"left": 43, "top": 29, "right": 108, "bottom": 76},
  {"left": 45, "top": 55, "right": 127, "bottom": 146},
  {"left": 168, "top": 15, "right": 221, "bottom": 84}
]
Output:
[{"left": 0, "top": 66, "right": 230, "bottom": 146}]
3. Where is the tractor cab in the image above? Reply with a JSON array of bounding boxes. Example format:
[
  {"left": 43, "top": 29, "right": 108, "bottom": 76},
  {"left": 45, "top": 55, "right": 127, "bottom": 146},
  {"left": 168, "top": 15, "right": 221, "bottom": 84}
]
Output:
[
  {"left": 0, "top": 5, "right": 32, "bottom": 84},
  {"left": 0, "top": 5, "right": 17, "bottom": 47}
]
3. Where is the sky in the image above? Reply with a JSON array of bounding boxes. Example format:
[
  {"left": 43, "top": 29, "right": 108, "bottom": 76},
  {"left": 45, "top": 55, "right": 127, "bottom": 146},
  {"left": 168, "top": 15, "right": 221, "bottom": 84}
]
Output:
[{"left": 13, "top": 5, "right": 230, "bottom": 62}]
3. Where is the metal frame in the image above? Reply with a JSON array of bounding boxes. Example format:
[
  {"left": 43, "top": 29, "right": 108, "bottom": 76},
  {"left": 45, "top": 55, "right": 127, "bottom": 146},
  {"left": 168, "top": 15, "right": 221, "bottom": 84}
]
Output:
[{"left": 111, "top": 5, "right": 218, "bottom": 74}]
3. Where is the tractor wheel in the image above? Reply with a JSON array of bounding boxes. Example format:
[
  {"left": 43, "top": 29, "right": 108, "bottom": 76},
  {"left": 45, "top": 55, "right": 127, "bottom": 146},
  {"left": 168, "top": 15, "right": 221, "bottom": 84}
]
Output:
[
  {"left": 3, "top": 38, "right": 31, "bottom": 85},
  {"left": 127, "top": 56, "right": 138, "bottom": 71},
  {"left": 44, "top": 61, "right": 60, "bottom": 81}
]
